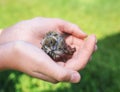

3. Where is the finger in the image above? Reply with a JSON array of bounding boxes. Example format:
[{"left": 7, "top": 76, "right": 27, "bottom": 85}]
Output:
[
  {"left": 65, "top": 36, "right": 84, "bottom": 52},
  {"left": 65, "top": 35, "right": 96, "bottom": 71},
  {"left": 38, "top": 59, "right": 81, "bottom": 83},
  {"left": 53, "top": 18, "right": 87, "bottom": 38},
  {"left": 32, "top": 72, "right": 58, "bottom": 83},
  {"left": 57, "top": 62, "right": 65, "bottom": 67},
  {"left": 20, "top": 42, "right": 81, "bottom": 83},
  {"left": 88, "top": 45, "right": 97, "bottom": 62},
  {"left": 66, "top": 36, "right": 83, "bottom": 46}
]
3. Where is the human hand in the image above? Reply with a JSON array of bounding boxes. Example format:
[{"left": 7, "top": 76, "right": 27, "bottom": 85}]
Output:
[
  {"left": 0, "top": 41, "right": 82, "bottom": 83},
  {"left": 0, "top": 17, "right": 87, "bottom": 46},
  {"left": 0, "top": 17, "right": 97, "bottom": 83}
]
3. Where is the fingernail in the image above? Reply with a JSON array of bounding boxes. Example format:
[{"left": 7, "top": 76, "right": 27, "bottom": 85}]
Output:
[{"left": 70, "top": 72, "right": 80, "bottom": 83}]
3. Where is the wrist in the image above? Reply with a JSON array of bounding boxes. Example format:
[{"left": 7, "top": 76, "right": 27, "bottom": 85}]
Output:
[{"left": 0, "top": 42, "right": 15, "bottom": 70}]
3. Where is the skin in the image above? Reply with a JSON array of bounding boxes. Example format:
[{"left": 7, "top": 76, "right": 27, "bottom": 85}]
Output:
[{"left": 0, "top": 17, "right": 97, "bottom": 83}]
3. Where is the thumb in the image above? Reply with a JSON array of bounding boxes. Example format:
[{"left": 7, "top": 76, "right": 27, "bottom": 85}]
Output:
[
  {"left": 12, "top": 41, "right": 81, "bottom": 83},
  {"left": 37, "top": 57, "right": 81, "bottom": 83},
  {"left": 54, "top": 18, "right": 87, "bottom": 38}
]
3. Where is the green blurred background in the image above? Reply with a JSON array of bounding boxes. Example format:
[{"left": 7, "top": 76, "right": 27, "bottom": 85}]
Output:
[{"left": 0, "top": 0, "right": 120, "bottom": 92}]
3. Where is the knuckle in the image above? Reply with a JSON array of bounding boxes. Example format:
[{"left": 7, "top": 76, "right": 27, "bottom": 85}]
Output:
[
  {"left": 54, "top": 18, "right": 63, "bottom": 23},
  {"left": 73, "top": 24, "right": 79, "bottom": 28},
  {"left": 57, "top": 72, "right": 70, "bottom": 82},
  {"left": 53, "top": 18, "right": 66, "bottom": 29}
]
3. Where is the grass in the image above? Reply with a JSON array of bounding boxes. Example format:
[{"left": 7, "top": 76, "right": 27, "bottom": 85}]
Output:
[{"left": 0, "top": 0, "right": 120, "bottom": 92}]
